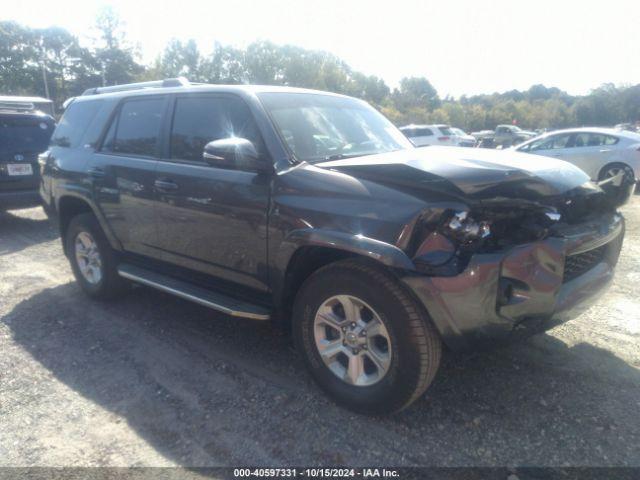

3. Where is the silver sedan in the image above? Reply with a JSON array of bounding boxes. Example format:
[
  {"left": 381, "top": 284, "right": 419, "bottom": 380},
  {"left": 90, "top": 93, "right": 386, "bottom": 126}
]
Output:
[{"left": 513, "top": 127, "right": 640, "bottom": 190}]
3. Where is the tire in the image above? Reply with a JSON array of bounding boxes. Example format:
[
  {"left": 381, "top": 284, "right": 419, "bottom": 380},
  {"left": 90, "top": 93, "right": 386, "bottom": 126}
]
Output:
[
  {"left": 598, "top": 162, "right": 635, "bottom": 186},
  {"left": 65, "top": 213, "right": 127, "bottom": 300},
  {"left": 598, "top": 162, "right": 636, "bottom": 202},
  {"left": 293, "top": 259, "right": 441, "bottom": 414}
]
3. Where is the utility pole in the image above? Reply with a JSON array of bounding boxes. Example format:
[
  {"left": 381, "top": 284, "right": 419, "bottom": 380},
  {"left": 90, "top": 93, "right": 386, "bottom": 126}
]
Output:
[
  {"left": 40, "top": 37, "right": 50, "bottom": 99},
  {"left": 41, "top": 61, "right": 50, "bottom": 99}
]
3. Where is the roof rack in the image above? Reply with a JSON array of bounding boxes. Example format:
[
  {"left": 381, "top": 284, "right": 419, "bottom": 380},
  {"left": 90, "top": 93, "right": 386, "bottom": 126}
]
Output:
[{"left": 81, "top": 77, "right": 192, "bottom": 96}]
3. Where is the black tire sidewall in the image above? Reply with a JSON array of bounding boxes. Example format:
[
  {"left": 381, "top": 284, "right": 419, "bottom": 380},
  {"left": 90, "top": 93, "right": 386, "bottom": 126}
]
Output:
[{"left": 293, "top": 262, "right": 434, "bottom": 414}]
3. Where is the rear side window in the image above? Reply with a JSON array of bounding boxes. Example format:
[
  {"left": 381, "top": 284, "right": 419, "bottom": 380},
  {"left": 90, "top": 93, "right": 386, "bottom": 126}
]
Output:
[
  {"left": 401, "top": 128, "right": 433, "bottom": 138},
  {"left": 589, "top": 133, "right": 618, "bottom": 147},
  {"left": 403, "top": 128, "right": 433, "bottom": 137},
  {"left": 51, "top": 100, "right": 101, "bottom": 148},
  {"left": 103, "top": 97, "right": 165, "bottom": 157},
  {"left": 169, "top": 95, "right": 264, "bottom": 162}
]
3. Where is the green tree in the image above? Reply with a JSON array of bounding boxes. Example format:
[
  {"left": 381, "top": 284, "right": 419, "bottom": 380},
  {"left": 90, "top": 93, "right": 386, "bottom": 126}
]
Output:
[
  {"left": 393, "top": 76, "right": 440, "bottom": 111},
  {"left": 93, "top": 7, "right": 143, "bottom": 86},
  {"left": 0, "top": 21, "right": 40, "bottom": 95},
  {"left": 159, "top": 39, "right": 202, "bottom": 80}
]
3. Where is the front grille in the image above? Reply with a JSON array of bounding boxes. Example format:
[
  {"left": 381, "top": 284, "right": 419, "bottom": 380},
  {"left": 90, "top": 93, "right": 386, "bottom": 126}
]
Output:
[{"left": 563, "top": 246, "right": 606, "bottom": 283}]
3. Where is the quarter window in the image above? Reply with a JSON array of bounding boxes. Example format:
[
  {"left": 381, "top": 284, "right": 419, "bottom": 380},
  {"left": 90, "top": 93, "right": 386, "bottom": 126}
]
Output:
[
  {"left": 51, "top": 100, "right": 102, "bottom": 148},
  {"left": 170, "top": 96, "right": 264, "bottom": 163},
  {"left": 103, "top": 97, "right": 165, "bottom": 157}
]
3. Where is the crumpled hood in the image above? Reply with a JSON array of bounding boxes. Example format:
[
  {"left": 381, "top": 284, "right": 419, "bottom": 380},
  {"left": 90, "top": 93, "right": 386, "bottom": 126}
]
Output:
[{"left": 316, "top": 146, "right": 593, "bottom": 203}]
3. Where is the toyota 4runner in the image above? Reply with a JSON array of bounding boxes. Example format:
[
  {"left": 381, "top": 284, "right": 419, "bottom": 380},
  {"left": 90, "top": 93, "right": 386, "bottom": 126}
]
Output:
[{"left": 40, "top": 78, "right": 632, "bottom": 414}]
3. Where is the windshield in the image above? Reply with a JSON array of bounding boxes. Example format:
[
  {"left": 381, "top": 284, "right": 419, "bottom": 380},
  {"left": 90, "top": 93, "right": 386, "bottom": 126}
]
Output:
[
  {"left": 258, "top": 92, "right": 413, "bottom": 162},
  {"left": 0, "top": 116, "right": 53, "bottom": 154},
  {"left": 452, "top": 128, "right": 466, "bottom": 136}
]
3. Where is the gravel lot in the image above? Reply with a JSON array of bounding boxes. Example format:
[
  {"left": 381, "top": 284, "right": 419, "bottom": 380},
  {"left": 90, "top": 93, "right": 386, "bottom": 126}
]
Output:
[{"left": 0, "top": 198, "right": 639, "bottom": 467}]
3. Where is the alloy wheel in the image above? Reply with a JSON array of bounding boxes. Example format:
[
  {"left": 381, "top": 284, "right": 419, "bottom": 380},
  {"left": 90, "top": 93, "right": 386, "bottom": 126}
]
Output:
[
  {"left": 74, "top": 231, "right": 103, "bottom": 285},
  {"left": 313, "top": 295, "right": 392, "bottom": 387}
]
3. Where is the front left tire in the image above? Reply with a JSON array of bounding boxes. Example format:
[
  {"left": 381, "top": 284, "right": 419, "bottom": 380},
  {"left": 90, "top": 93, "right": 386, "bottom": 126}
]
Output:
[{"left": 293, "top": 258, "right": 442, "bottom": 415}]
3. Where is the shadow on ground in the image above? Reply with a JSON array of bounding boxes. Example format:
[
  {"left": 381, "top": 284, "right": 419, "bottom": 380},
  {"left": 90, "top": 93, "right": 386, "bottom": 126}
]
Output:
[
  {"left": 3, "top": 282, "right": 640, "bottom": 466},
  {"left": 0, "top": 208, "right": 58, "bottom": 255}
]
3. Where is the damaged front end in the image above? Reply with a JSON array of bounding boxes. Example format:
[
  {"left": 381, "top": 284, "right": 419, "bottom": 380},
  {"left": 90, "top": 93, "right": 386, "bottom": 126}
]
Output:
[{"left": 398, "top": 183, "right": 626, "bottom": 351}]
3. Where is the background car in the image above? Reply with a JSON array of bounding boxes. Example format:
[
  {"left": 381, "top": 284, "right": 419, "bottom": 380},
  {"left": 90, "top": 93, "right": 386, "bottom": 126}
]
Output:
[
  {"left": 615, "top": 123, "right": 638, "bottom": 133},
  {"left": 450, "top": 127, "right": 476, "bottom": 147},
  {"left": 472, "top": 124, "right": 537, "bottom": 148},
  {"left": 0, "top": 99, "right": 55, "bottom": 209},
  {"left": 513, "top": 127, "right": 640, "bottom": 191},
  {"left": 400, "top": 124, "right": 458, "bottom": 147}
]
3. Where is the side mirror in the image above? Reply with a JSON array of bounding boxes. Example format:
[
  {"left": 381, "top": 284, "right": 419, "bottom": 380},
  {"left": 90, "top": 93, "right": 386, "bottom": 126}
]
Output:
[{"left": 203, "top": 137, "right": 268, "bottom": 172}]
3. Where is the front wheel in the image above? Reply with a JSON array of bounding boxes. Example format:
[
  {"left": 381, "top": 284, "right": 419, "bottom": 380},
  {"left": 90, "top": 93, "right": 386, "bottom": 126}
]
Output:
[{"left": 293, "top": 259, "right": 442, "bottom": 414}]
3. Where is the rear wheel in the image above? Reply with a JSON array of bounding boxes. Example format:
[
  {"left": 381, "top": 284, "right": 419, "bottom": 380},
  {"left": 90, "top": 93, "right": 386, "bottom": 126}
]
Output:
[
  {"left": 65, "top": 213, "right": 127, "bottom": 299},
  {"left": 598, "top": 162, "right": 635, "bottom": 188},
  {"left": 293, "top": 259, "right": 441, "bottom": 414}
]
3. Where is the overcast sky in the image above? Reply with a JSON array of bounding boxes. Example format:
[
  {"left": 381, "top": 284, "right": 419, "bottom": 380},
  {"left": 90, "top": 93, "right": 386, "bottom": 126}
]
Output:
[{"left": 3, "top": 0, "right": 640, "bottom": 98}]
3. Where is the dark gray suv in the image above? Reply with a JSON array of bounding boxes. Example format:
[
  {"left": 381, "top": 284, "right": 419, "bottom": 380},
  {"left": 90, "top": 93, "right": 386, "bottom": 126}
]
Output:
[{"left": 40, "top": 78, "right": 631, "bottom": 414}]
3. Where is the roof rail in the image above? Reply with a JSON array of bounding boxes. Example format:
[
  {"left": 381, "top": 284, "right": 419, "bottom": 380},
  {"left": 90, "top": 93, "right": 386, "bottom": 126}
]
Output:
[{"left": 81, "top": 77, "right": 191, "bottom": 96}]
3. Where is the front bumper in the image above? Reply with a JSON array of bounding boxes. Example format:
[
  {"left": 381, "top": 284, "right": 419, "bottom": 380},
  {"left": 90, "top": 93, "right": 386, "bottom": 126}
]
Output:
[{"left": 401, "top": 212, "right": 625, "bottom": 351}]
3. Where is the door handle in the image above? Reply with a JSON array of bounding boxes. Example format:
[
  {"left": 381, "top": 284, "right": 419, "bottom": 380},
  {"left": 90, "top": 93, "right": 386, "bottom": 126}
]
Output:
[
  {"left": 154, "top": 179, "right": 179, "bottom": 191},
  {"left": 87, "top": 167, "right": 105, "bottom": 178}
]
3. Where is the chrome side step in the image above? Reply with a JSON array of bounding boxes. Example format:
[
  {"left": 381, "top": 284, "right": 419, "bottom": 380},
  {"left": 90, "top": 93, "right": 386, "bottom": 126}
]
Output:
[{"left": 117, "top": 263, "right": 271, "bottom": 321}]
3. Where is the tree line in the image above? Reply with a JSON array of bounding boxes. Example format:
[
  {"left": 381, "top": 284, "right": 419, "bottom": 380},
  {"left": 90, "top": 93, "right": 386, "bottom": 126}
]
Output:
[{"left": 1, "top": 8, "right": 639, "bottom": 131}]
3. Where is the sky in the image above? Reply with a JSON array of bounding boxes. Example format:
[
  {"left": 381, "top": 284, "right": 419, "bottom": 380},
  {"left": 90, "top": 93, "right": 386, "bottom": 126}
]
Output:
[{"left": 3, "top": 0, "right": 640, "bottom": 98}]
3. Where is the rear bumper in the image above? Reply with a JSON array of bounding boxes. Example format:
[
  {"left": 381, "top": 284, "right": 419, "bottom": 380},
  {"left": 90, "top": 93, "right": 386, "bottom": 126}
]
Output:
[
  {"left": 0, "top": 188, "right": 41, "bottom": 209},
  {"left": 401, "top": 212, "right": 624, "bottom": 351}
]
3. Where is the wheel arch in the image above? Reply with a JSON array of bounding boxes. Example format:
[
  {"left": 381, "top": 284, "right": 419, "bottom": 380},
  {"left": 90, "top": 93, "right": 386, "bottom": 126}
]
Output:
[
  {"left": 273, "top": 229, "right": 416, "bottom": 327},
  {"left": 56, "top": 194, "right": 121, "bottom": 255}
]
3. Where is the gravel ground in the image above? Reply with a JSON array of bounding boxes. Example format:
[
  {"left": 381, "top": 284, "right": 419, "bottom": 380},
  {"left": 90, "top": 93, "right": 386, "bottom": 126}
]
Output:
[{"left": 0, "top": 198, "right": 639, "bottom": 467}]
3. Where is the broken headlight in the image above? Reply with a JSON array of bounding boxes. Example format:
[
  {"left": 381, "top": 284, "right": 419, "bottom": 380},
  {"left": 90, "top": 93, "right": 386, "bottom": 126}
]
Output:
[
  {"left": 443, "top": 211, "right": 491, "bottom": 244},
  {"left": 411, "top": 210, "right": 490, "bottom": 275}
]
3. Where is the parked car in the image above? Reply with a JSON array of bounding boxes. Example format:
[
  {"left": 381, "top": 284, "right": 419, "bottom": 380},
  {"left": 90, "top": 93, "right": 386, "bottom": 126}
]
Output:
[
  {"left": 450, "top": 127, "right": 476, "bottom": 147},
  {"left": 399, "top": 124, "right": 458, "bottom": 147},
  {"left": 513, "top": 128, "right": 640, "bottom": 195},
  {"left": 0, "top": 95, "right": 54, "bottom": 117},
  {"left": 472, "top": 124, "right": 537, "bottom": 148},
  {"left": 614, "top": 123, "right": 638, "bottom": 133},
  {"left": 41, "top": 79, "right": 631, "bottom": 414},
  {"left": 1, "top": 99, "right": 55, "bottom": 209}
]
